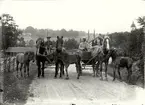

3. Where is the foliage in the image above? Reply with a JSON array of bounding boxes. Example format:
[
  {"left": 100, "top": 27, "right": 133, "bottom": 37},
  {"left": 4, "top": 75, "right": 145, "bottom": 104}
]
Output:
[
  {"left": 1, "top": 14, "right": 22, "bottom": 49},
  {"left": 24, "top": 26, "right": 86, "bottom": 40},
  {"left": 17, "top": 37, "right": 26, "bottom": 47},
  {"left": 64, "top": 38, "right": 79, "bottom": 50},
  {"left": 129, "top": 28, "right": 144, "bottom": 56},
  {"left": 137, "top": 16, "right": 145, "bottom": 27},
  {"left": 28, "top": 39, "right": 35, "bottom": 47},
  {"left": 109, "top": 32, "right": 130, "bottom": 55}
]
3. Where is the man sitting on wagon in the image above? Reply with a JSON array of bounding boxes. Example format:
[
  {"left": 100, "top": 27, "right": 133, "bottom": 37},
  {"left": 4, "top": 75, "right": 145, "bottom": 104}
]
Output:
[
  {"left": 90, "top": 35, "right": 104, "bottom": 57},
  {"left": 79, "top": 38, "right": 91, "bottom": 51}
]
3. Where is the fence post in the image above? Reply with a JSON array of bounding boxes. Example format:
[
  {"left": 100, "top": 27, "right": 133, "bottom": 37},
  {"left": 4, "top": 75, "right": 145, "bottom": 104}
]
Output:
[
  {"left": 13, "top": 53, "right": 15, "bottom": 71},
  {"left": 143, "top": 26, "right": 145, "bottom": 89},
  {"left": 9, "top": 54, "right": 10, "bottom": 72},
  {"left": 0, "top": 15, "right": 3, "bottom": 104}
]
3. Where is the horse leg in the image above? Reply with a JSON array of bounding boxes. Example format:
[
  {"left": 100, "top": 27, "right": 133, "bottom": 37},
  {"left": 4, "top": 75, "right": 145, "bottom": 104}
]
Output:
[
  {"left": 42, "top": 61, "right": 45, "bottom": 77},
  {"left": 24, "top": 64, "right": 26, "bottom": 78},
  {"left": 96, "top": 62, "right": 99, "bottom": 77},
  {"left": 113, "top": 65, "right": 116, "bottom": 81},
  {"left": 100, "top": 62, "right": 103, "bottom": 80},
  {"left": 127, "top": 67, "right": 132, "bottom": 83},
  {"left": 54, "top": 62, "right": 59, "bottom": 78},
  {"left": 27, "top": 63, "right": 30, "bottom": 77},
  {"left": 20, "top": 63, "right": 23, "bottom": 77},
  {"left": 79, "top": 60, "right": 82, "bottom": 76},
  {"left": 62, "top": 64, "right": 65, "bottom": 75},
  {"left": 117, "top": 67, "right": 122, "bottom": 81},
  {"left": 59, "top": 61, "right": 64, "bottom": 78},
  {"left": 37, "top": 61, "right": 41, "bottom": 78},
  {"left": 16, "top": 62, "right": 19, "bottom": 77},
  {"left": 59, "top": 63, "right": 62, "bottom": 78},
  {"left": 105, "top": 62, "right": 108, "bottom": 81},
  {"left": 76, "top": 63, "right": 81, "bottom": 79},
  {"left": 65, "top": 65, "right": 69, "bottom": 80},
  {"left": 61, "top": 62, "right": 65, "bottom": 76},
  {"left": 92, "top": 63, "right": 96, "bottom": 77}
]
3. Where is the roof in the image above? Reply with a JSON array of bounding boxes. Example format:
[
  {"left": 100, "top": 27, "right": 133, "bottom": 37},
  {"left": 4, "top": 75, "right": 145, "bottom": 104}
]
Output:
[
  {"left": 131, "top": 21, "right": 136, "bottom": 28},
  {"left": 6, "top": 47, "right": 36, "bottom": 53}
]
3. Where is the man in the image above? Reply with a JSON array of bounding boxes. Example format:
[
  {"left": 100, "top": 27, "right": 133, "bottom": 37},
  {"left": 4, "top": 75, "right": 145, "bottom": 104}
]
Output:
[
  {"left": 79, "top": 38, "right": 91, "bottom": 51},
  {"left": 45, "top": 36, "right": 53, "bottom": 54}
]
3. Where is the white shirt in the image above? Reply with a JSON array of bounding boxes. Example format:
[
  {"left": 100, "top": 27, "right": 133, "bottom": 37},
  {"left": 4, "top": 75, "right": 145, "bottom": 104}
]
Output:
[{"left": 79, "top": 41, "right": 92, "bottom": 51}]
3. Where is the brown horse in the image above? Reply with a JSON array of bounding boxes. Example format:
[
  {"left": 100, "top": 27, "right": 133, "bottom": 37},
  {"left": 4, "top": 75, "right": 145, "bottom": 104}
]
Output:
[
  {"left": 106, "top": 48, "right": 133, "bottom": 82},
  {"left": 54, "top": 36, "right": 81, "bottom": 79},
  {"left": 16, "top": 51, "right": 35, "bottom": 77},
  {"left": 54, "top": 51, "right": 81, "bottom": 79}
]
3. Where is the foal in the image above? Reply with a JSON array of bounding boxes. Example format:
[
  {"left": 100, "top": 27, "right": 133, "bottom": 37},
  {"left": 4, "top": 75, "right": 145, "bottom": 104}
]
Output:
[
  {"left": 107, "top": 48, "right": 133, "bottom": 82},
  {"left": 16, "top": 51, "right": 35, "bottom": 77}
]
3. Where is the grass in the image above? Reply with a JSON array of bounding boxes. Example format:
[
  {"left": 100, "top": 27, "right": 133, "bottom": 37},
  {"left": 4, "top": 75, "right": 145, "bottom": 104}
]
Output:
[
  {"left": 107, "top": 64, "right": 143, "bottom": 88},
  {"left": 3, "top": 63, "right": 37, "bottom": 105}
]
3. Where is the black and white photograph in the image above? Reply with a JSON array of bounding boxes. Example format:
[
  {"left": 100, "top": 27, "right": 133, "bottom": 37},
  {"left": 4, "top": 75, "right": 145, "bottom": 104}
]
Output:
[{"left": 0, "top": 0, "right": 145, "bottom": 105}]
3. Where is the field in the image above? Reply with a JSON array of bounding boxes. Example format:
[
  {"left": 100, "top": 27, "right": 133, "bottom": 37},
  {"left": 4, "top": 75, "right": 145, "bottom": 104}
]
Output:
[{"left": 3, "top": 63, "right": 37, "bottom": 105}]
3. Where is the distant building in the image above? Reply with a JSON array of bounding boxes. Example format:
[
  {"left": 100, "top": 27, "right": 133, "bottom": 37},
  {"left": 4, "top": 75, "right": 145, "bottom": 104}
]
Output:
[{"left": 131, "top": 21, "right": 136, "bottom": 31}]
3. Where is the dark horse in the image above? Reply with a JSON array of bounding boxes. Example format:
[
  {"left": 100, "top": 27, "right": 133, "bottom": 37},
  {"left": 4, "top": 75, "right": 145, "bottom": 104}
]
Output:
[
  {"left": 82, "top": 36, "right": 111, "bottom": 80},
  {"left": 54, "top": 36, "right": 65, "bottom": 78},
  {"left": 16, "top": 51, "right": 35, "bottom": 77},
  {"left": 36, "top": 38, "right": 53, "bottom": 78},
  {"left": 54, "top": 36, "right": 81, "bottom": 79},
  {"left": 106, "top": 48, "right": 133, "bottom": 82}
]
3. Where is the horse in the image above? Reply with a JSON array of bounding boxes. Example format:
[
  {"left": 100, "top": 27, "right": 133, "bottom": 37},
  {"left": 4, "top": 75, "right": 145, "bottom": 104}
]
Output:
[
  {"left": 54, "top": 51, "right": 82, "bottom": 79},
  {"left": 16, "top": 51, "right": 35, "bottom": 77},
  {"left": 81, "top": 36, "right": 111, "bottom": 79},
  {"left": 96, "top": 36, "right": 112, "bottom": 80},
  {"left": 54, "top": 36, "right": 65, "bottom": 78},
  {"left": 35, "top": 38, "right": 54, "bottom": 78},
  {"left": 106, "top": 48, "right": 133, "bottom": 82},
  {"left": 54, "top": 36, "right": 81, "bottom": 79}
]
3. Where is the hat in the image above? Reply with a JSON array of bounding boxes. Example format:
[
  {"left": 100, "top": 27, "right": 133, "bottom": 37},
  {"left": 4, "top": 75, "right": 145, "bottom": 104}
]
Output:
[{"left": 47, "top": 36, "right": 51, "bottom": 39}]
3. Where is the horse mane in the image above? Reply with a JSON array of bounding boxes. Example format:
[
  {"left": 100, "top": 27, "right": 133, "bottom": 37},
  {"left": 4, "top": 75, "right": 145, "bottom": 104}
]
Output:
[{"left": 102, "top": 36, "right": 111, "bottom": 48}]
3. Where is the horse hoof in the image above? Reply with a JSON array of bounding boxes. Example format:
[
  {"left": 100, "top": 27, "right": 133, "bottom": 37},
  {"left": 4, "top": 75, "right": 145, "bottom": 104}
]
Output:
[
  {"left": 100, "top": 78, "right": 103, "bottom": 81},
  {"left": 105, "top": 78, "right": 108, "bottom": 81},
  {"left": 120, "top": 80, "right": 123, "bottom": 82},
  {"left": 0, "top": 89, "right": 3, "bottom": 92},
  {"left": 54, "top": 76, "right": 57, "bottom": 79},
  {"left": 112, "top": 79, "right": 115, "bottom": 81},
  {"left": 65, "top": 77, "right": 69, "bottom": 80}
]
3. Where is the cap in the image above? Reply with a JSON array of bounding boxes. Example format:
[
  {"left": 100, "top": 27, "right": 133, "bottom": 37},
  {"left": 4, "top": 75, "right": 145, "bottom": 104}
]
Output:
[{"left": 47, "top": 36, "right": 51, "bottom": 39}]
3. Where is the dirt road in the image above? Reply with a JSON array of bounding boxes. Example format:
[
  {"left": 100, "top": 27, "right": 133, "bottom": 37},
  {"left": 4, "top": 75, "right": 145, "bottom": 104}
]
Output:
[{"left": 25, "top": 64, "right": 145, "bottom": 105}]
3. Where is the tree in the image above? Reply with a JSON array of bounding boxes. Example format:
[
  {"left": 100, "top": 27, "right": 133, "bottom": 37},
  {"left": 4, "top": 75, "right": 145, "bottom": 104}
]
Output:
[
  {"left": 29, "top": 39, "right": 35, "bottom": 47},
  {"left": 137, "top": 16, "right": 145, "bottom": 27},
  {"left": 1, "top": 14, "right": 22, "bottom": 49},
  {"left": 64, "top": 38, "right": 79, "bottom": 50}
]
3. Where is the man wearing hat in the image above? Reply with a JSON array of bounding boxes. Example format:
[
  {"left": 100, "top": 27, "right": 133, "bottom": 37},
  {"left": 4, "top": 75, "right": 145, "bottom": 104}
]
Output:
[
  {"left": 45, "top": 36, "right": 53, "bottom": 54},
  {"left": 79, "top": 38, "right": 91, "bottom": 51}
]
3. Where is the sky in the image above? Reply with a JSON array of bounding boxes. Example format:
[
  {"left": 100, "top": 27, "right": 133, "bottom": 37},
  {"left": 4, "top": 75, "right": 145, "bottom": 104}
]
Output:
[{"left": 0, "top": 0, "right": 145, "bottom": 33}]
